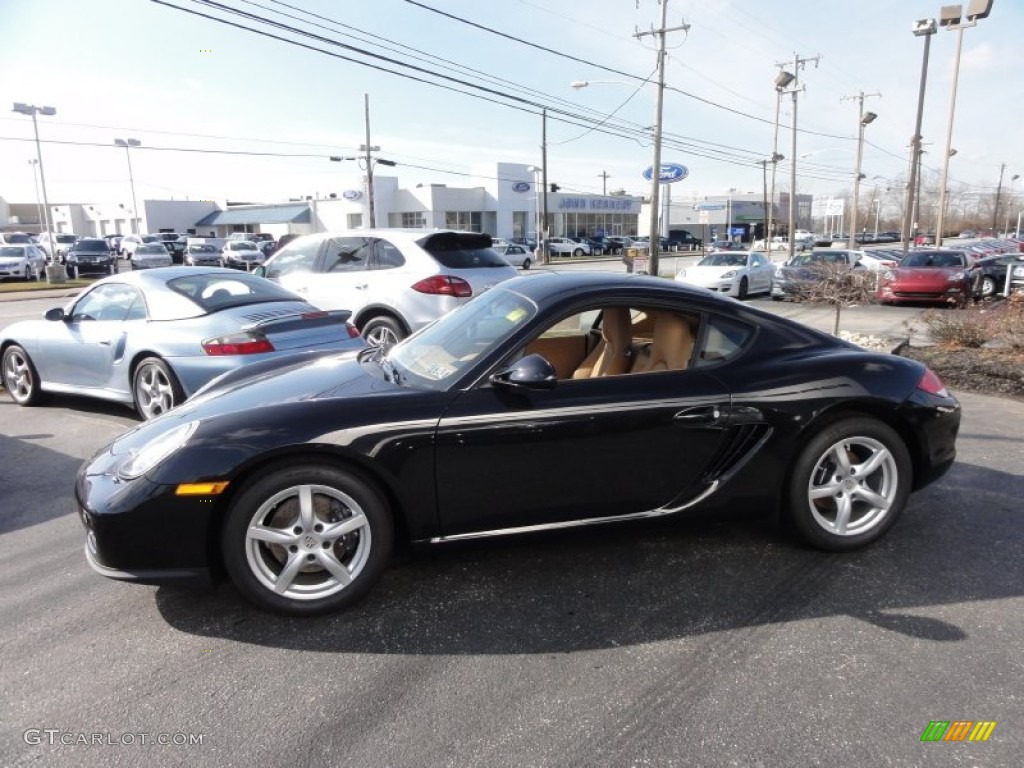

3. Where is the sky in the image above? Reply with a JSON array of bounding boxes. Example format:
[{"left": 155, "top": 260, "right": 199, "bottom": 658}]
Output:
[{"left": 1, "top": 0, "right": 1021, "bottom": 211}]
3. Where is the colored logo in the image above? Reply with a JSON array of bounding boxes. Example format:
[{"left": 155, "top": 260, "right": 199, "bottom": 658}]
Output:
[
  {"left": 642, "top": 163, "right": 689, "bottom": 184},
  {"left": 342, "top": 189, "right": 362, "bottom": 201},
  {"left": 512, "top": 181, "right": 531, "bottom": 193},
  {"left": 920, "top": 721, "right": 996, "bottom": 742}
]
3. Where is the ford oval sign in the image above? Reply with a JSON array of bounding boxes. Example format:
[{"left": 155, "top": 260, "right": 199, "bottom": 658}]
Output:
[
  {"left": 642, "top": 163, "right": 689, "bottom": 184},
  {"left": 342, "top": 189, "right": 362, "bottom": 200},
  {"left": 512, "top": 181, "right": 531, "bottom": 193}
]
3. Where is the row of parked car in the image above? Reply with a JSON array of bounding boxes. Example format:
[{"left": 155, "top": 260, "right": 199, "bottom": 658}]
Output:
[{"left": 674, "top": 237, "right": 1024, "bottom": 305}]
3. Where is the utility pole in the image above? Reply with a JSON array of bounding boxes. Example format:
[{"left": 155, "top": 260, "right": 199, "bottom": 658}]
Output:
[
  {"left": 635, "top": 1, "right": 689, "bottom": 278},
  {"left": 540, "top": 108, "right": 549, "bottom": 265},
  {"left": 777, "top": 53, "right": 819, "bottom": 262},
  {"left": 992, "top": 162, "right": 1006, "bottom": 233},
  {"left": 841, "top": 91, "right": 880, "bottom": 250},
  {"left": 598, "top": 170, "right": 611, "bottom": 196},
  {"left": 903, "top": 20, "right": 936, "bottom": 253},
  {"left": 362, "top": 93, "right": 378, "bottom": 228}
]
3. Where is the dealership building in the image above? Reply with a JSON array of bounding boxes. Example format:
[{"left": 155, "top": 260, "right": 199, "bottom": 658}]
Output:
[{"left": 1, "top": 162, "right": 812, "bottom": 243}]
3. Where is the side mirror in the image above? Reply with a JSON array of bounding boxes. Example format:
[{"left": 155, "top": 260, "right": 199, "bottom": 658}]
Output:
[
  {"left": 44, "top": 307, "right": 66, "bottom": 322},
  {"left": 252, "top": 265, "right": 267, "bottom": 278},
  {"left": 490, "top": 354, "right": 557, "bottom": 391}
]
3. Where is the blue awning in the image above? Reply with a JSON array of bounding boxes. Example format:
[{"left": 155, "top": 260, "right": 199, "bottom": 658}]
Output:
[{"left": 195, "top": 204, "right": 310, "bottom": 227}]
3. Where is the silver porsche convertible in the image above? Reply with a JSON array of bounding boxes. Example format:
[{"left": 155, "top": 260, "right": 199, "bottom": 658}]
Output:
[{"left": 1, "top": 267, "right": 365, "bottom": 419}]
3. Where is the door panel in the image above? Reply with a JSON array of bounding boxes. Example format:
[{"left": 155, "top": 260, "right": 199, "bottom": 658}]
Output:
[{"left": 435, "top": 370, "right": 731, "bottom": 536}]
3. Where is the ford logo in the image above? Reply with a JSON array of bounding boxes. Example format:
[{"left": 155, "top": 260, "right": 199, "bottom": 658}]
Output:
[
  {"left": 342, "top": 189, "right": 362, "bottom": 200},
  {"left": 642, "top": 163, "right": 689, "bottom": 184},
  {"left": 512, "top": 181, "right": 531, "bottom": 193}
]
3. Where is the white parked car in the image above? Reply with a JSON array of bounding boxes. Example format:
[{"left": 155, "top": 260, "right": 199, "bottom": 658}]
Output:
[
  {"left": 546, "top": 237, "right": 591, "bottom": 257},
  {"left": 130, "top": 242, "right": 173, "bottom": 270},
  {"left": 119, "top": 234, "right": 160, "bottom": 260},
  {"left": 675, "top": 250, "right": 775, "bottom": 299},
  {"left": 36, "top": 232, "right": 80, "bottom": 262},
  {"left": 0, "top": 244, "right": 48, "bottom": 281},
  {"left": 850, "top": 250, "right": 899, "bottom": 272},
  {"left": 493, "top": 243, "right": 533, "bottom": 269},
  {"left": 221, "top": 241, "right": 265, "bottom": 270},
  {"left": 259, "top": 229, "right": 517, "bottom": 347}
]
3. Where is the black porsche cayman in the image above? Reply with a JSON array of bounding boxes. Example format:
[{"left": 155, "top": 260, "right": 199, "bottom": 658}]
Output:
[{"left": 76, "top": 272, "right": 960, "bottom": 615}]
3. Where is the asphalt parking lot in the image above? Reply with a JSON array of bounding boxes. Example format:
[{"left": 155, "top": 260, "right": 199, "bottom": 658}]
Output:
[{"left": 1, "top": 379, "right": 1022, "bottom": 766}]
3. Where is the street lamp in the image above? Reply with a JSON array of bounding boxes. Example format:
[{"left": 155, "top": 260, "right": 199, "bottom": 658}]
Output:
[
  {"left": 848, "top": 110, "right": 878, "bottom": 249},
  {"left": 768, "top": 72, "right": 793, "bottom": 246},
  {"left": 902, "top": 18, "right": 937, "bottom": 254},
  {"left": 934, "top": 0, "right": 996, "bottom": 247},
  {"left": 114, "top": 138, "right": 142, "bottom": 235},
  {"left": 12, "top": 103, "right": 56, "bottom": 245},
  {"left": 27, "top": 159, "right": 44, "bottom": 233}
]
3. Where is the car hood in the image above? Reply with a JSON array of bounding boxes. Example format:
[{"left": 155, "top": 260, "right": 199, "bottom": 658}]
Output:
[{"left": 890, "top": 267, "right": 963, "bottom": 283}]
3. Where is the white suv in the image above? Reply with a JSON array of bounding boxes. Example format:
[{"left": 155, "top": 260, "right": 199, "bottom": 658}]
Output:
[
  {"left": 36, "top": 232, "right": 80, "bottom": 262},
  {"left": 259, "top": 229, "right": 517, "bottom": 347},
  {"left": 546, "top": 237, "right": 591, "bottom": 256}
]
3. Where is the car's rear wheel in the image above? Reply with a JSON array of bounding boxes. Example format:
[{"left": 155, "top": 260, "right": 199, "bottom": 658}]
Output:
[
  {"left": 573, "top": 248, "right": 585, "bottom": 257},
  {"left": 980, "top": 275, "right": 997, "bottom": 298},
  {"left": 222, "top": 464, "right": 393, "bottom": 615},
  {"left": 787, "top": 417, "right": 911, "bottom": 551},
  {"left": 2, "top": 344, "right": 43, "bottom": 406},
  {"left": 361, "top": 315, "right": 405, "bottom": 349},
  {"left": 521, "top": 258, "right": 531, "bottom": 270},
  {"left": 132, "top": 357, "right": 183, "bottom": 420}
]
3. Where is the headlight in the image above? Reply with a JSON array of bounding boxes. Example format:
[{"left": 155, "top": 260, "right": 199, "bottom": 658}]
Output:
[
  {"left": 721, "top": 270, "right": 737, "bottom": 279},
  {"left": 117, "top": 421, "right": 198, "bottom": 480},
  {"left": 947, "top": 271, "right": 965, "bottom": 282},
  {"left": 1013, "top": 266, "right": 1024, "bottom": 277},
  {"left": 66, "top": 254, "right": 78, "bottom": 262},
  {"left": 882, "top": 270, "right": 896, "bottom": 281}
]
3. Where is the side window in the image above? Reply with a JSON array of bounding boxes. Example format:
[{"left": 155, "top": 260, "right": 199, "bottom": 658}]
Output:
[
  {"left": 265, "top": 239, "right": 320, "bottom": 279},
  {"left": 69, "top": 284, "right": 139, "bottom": 323},
  {"left": 373, "top": 239, "right": 406, "bottom": 270},
  {"left": 694, "top": 315, "right": 753, "bottom": 367},
  {"left": 323, "top": 237, "right": 372, "bottom": 273}
]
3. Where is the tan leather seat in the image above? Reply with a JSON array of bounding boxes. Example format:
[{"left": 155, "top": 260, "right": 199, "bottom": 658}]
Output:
[
  {"left": 631, "top": 311, "right": 694, "bottom": 373},
  {"left": 572, "top": 307, "right": 633, "bottom": 378}
]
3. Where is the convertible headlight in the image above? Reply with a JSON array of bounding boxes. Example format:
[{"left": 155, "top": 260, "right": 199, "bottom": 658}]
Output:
[
  {"left": 947, "top": 271, "right": 965, "bottom": 282},
  {"left": 117, "top": 421, "right": 198, "bottom": 480},
  {"left": 721, "top": 270, "right": 737, "bottom": 279}
]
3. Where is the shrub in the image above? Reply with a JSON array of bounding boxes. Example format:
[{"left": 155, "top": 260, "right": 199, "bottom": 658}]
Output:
[
  {"left": 994, "top": 291, "right": 1024, "bottom": 350},
  {"left": 918, "top": 305, "right": 996, "bottom": 348}
]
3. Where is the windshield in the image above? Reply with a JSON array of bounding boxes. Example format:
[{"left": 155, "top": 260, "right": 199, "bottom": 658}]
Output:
[
  {"left": 137, "top": 245, "right": 167, "bottom": 254},
  {"left": 901, "top": 252, "right": 966, "bottom": 268},
  {"left": 230, "top": 242, "right": 255, "bottom": 250},
  {"left": 790, "top": 251, "right": 847, "bottom": 266},
  {"left": 190, "top": 245, "right": 218, "bottom": 253},
  {"left": 4, "top": 234, "right": 32, "bottom": 243},
  {"left": 75, "top": 240, "right": 109, "bottom": 252},
  {"left": 0, "top": 246, "right": 27, "bottom": 257},
  {"left": 56, "top": 235, "right": 78, "bottom": 244},
  {"left": 389, "top": 286, "right": 536, "bottom": 390},
  {"left": 698, "top": 253, "right": 746, "bottom": 267}
]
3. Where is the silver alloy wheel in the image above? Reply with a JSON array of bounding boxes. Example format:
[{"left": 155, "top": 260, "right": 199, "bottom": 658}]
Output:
[
  {"left": 134, "top": 362, "right": 175, "bottom": 419},
  {"left": 981, "top": 275, "right": 996, "bottom": 298},
  {"left": 244, "top": 483, "right": 372, "bottom": 600},
  {"left": 3, "top": 348, "right": 34, "bottom": 402},
  {"left": 364, "top": 324, "right": 399, "bottom": 349},
  {"left": 806, "top": 436, "right": 898, "bottom": 536}
]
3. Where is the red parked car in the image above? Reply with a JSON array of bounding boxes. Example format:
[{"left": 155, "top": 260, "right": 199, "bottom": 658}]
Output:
[{"left": 877, "top": 249, "right": 979, "bottom": 307}]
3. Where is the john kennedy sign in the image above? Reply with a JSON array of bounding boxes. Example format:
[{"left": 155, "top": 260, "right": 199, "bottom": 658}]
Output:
[{"left": 642, "top": 163, "right": 689, "bottom": 184}]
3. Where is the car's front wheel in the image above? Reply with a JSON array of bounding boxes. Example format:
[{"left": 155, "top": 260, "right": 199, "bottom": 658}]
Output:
[
  {"left": 222, "top": 464, "right": 394, "bottom": 615},
  {"left": 2, "top": 344, "right": 44, "bottom": 406},
  {"left": 521, "top": 258, "right": 531, "bottom": 270},
  {"left": 572, "top": 248, "right": 585, "bottom": 257},
  {"left": 361, "top": 315, "right": 405, "bottom": 349},
  {"left": 980, "top": 275, "right": 997, "bottom": 298},
  {"left": 132, "top": 357, "right": 183, "bottom": 420},
  {"left": 786, "top": 417, "right": 911, "bottom": 551},
  {"left": 737, "top": 276, "right": 749, "bottom": 300}
]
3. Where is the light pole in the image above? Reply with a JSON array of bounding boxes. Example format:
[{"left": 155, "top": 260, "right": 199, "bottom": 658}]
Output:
[
  {"left": 114, "top": 138, "right": 141, "bottom": 234},
  {"left": 903, "top": 18, "right": 937, "bottom": 253},
  {"left": 933, "top": 0, "right": 995, "bottom": 246},
  {"left": 12, "top": 103, "right": 56, "bottom": 245},
  {"left": 1003, "top": 173, "right": 1020, "bottom": 235},
  {"left": 769, "top": 72, "right": 792, "bottom": 246},
  {"left": 27, "top": 159, "right": 43, "bottom": 233},
  {"left": 848, "top": 109, "right": 877, "bottom": 249}
]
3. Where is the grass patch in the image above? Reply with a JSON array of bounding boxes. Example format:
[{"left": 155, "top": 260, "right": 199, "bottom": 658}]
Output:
[{"left": 0, "top": 279, "right": 92, "bottom": 294}]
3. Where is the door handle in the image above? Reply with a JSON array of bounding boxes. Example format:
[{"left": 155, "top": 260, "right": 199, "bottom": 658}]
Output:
[
  {"left": 355, "top": 283, "right": 369, "bottom": 290},
  {"left": 294, "top": 286, "right": 308, "bottom": 293},
  {"left": 99, "top": 340, "right": 112, "bottom": 346},
  {"left": 673, "top": 405, "right": 722, "bottom": 424}
]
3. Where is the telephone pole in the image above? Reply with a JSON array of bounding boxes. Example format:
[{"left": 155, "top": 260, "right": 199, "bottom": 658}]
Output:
[
  {"left": 362, "top": 93, "right": 379, "bottom": 228},
  {"left": 540, "top": 108, "right": 550, "bottom": 265},
  {"left": 635, "top": 1, "right": 689, "bottom": 278},
  {"left": 777, "top": 53, "right": 819, "bottom": 262},
  {"left": 841, "top": 91, "right": 880, "bottom": 250},
  {"left": 992, "top": 162, "right": 1006, "bottom": 233},
  {"left": 598, "top": 170, "right": 611, "bottom": 196}
]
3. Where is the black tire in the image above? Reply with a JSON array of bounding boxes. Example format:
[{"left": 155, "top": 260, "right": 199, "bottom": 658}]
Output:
[
  {"left": 2, "top": 344, "right": 44, "bottom": 406},
  {"left": 361, "top": 315, "right": 405, "bottom": 349},
  {"left": 980, "top": 275, "right": 996, "bottom": 298},
  {"left": 521, "top": 258, "right": 531, "bottom": 270},
  {"left": 221, "top": 463, "right": 394, "bottom": 616},
  {"left": 737, "top": 277, "right": 749, "bottom": 300},
  {"left": 573, "top": 248, "right": 585, "bottom": 257},
  {"left": 132, "top": 357, "right": 184, "bottom": 420},
  {"left": 786, "top": 417, "right": 911, "bottom": 552}
]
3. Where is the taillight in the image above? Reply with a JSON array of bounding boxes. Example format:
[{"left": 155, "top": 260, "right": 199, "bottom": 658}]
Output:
[
  {"left": 345, "top": 323, "right": 361, "bottom": 338},
  {"left": 412, "top": 275, "right": 473, "bottom": 298},
  {"left": 917, "top": 368, "right": 948, "bottom": 398},
  {"left": 202, "top": 332, "right": 275, "bottom": 356}
]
